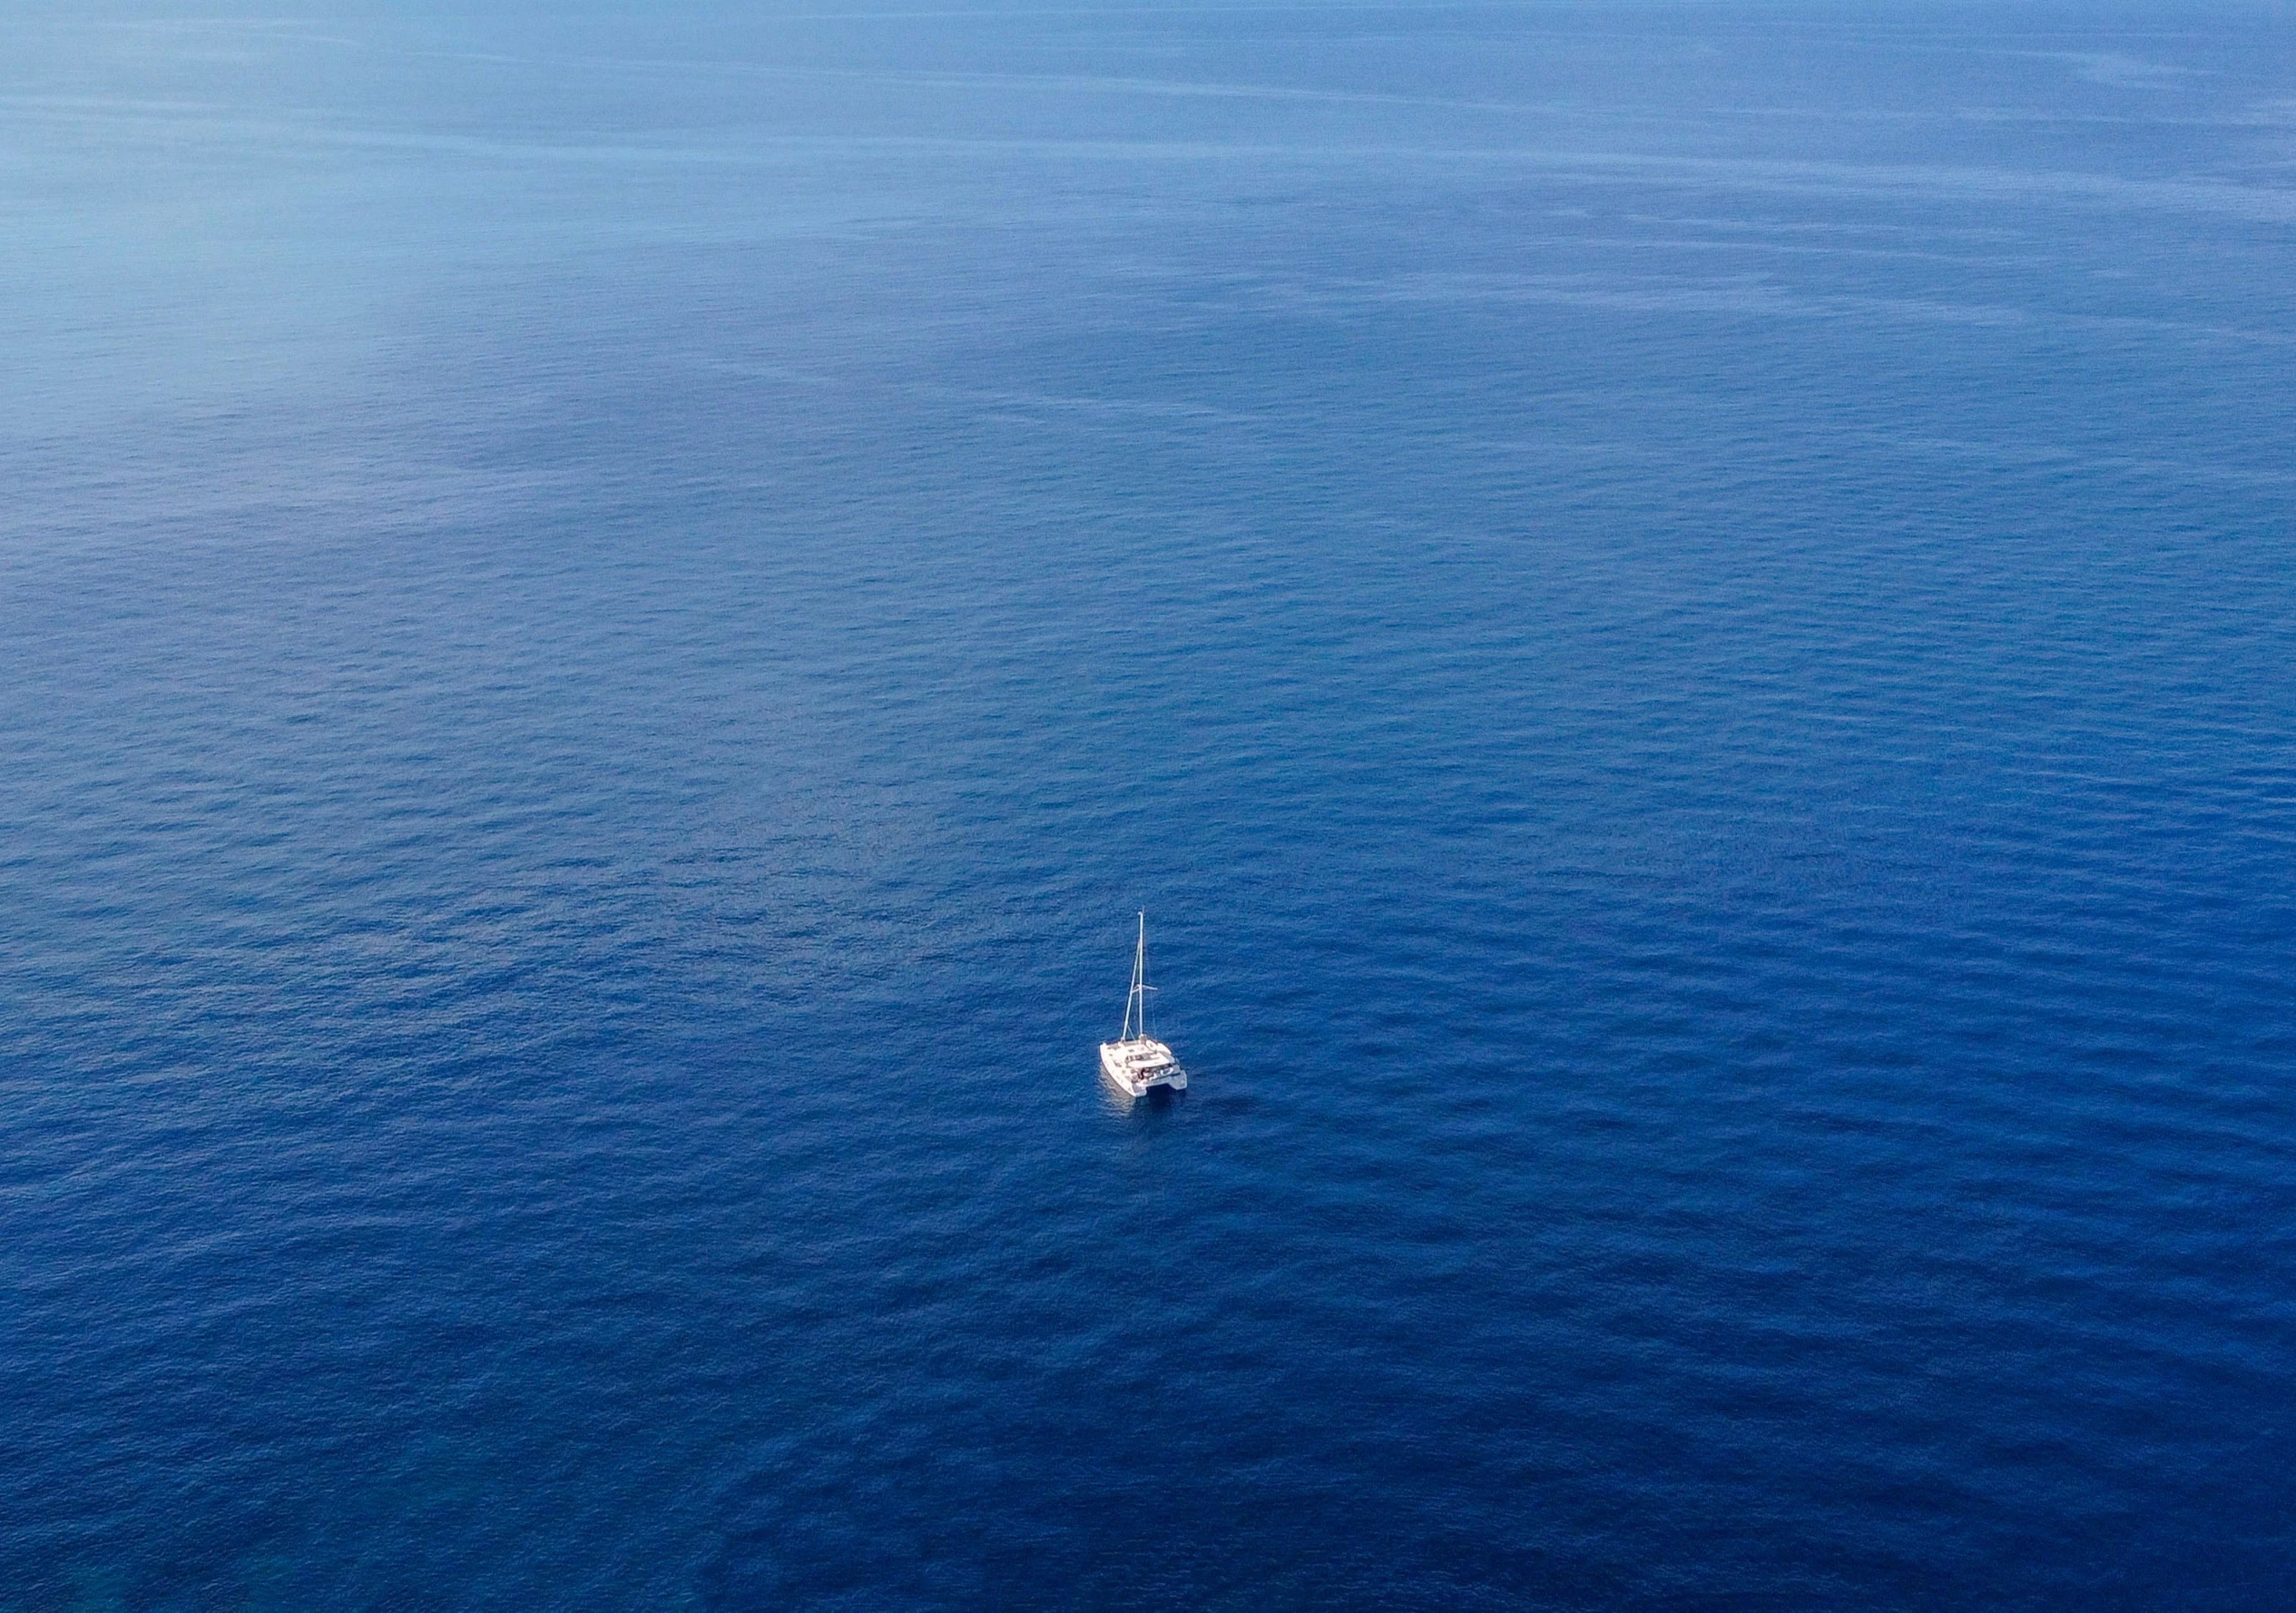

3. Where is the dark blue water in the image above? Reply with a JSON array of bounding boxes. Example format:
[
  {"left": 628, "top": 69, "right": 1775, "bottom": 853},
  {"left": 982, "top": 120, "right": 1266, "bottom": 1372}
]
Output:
[{"left": 5, "top": 5, "right": 2294, "bottom": 1607}]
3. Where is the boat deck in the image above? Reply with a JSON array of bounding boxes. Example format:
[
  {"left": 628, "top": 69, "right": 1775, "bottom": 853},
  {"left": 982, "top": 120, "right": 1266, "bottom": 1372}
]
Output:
[{"left": 1100, "top": 1035, "right": 1186, "bottom": 1096}]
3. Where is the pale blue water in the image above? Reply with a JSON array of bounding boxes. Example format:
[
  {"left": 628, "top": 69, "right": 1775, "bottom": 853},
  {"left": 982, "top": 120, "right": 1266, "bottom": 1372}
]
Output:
[{"left": 4, "top": 4, "right": 2294, "bottom": 1608}]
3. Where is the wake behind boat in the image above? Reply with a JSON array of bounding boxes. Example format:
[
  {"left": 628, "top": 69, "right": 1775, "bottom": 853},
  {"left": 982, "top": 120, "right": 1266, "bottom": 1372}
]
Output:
[{"left": 1100, "top": 913, "right": 1186, "bottom": 1097}]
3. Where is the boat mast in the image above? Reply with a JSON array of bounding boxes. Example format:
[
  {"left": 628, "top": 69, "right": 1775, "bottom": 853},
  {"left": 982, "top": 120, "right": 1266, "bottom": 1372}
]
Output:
[{"left": 1125, "top": 910, "right": 1149, "bottom": 1041}]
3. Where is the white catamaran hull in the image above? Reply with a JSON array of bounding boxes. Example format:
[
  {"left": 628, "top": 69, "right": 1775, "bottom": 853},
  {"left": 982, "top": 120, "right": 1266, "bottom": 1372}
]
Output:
[{"left": 1100, "top": 1038, "right": 1186, "bottom": 1097}]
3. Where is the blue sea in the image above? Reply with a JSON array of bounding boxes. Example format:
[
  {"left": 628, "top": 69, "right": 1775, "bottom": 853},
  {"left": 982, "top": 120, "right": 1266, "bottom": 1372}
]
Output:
[{"left": 4, "top": 4, "right": 2293, "bottom": 1607}]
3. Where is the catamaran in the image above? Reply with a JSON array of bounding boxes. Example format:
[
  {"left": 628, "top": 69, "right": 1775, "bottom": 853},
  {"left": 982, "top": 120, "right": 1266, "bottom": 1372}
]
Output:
[{"left": 1100, "top": 913, "right": 1186, "bottom": 1097}]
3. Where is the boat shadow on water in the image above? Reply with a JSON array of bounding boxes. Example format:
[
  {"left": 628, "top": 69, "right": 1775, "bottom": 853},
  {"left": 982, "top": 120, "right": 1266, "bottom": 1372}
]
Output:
[{"left": 1096, "top": 1075, "right": 1185, "bottom": 1120}]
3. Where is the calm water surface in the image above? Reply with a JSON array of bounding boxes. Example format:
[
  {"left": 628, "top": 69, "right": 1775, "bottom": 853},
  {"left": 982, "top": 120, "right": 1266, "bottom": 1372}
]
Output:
[{"left": 4, "top": 4, "right": 2293, "bottom": 1608}]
